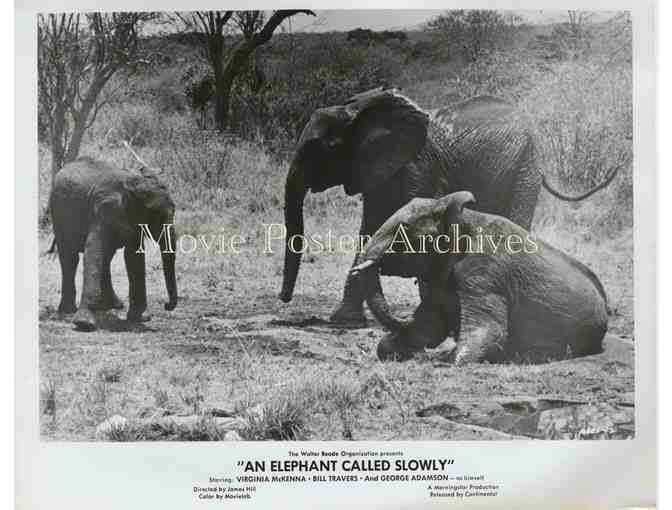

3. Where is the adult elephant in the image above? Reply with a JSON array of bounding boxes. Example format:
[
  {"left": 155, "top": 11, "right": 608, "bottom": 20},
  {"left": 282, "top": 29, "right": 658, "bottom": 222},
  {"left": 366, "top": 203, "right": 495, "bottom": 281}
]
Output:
[
  {"left": 351, "top": 192, "right": 608, "bottom": 363},
  {"left": 278, "top": 87, "right": 617, "bottom": 326},
  {"left": 49, "top": 157, "right": 178, "bottom": 331}
]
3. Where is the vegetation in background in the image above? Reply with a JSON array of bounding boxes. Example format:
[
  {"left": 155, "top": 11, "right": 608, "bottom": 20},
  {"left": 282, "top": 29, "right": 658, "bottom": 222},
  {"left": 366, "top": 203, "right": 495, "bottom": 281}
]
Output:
[
  {"left": 171, "top": 10, "right": 315, "bottom": 132},
  {"left": 37, "top": 13, "right": 157, "bottom": 180},
  {"left": 425, "top": 9, "right": 525, "bottom": 62}
]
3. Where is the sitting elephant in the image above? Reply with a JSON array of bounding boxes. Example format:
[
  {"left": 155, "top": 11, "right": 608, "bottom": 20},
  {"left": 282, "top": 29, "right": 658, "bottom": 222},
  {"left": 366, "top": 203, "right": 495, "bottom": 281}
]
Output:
[
  {"left": 49, "top": 156, "right": 178, "bottom": 331},
  {"left": 352, "top": 191, "right": 608, "bottom": 364}
]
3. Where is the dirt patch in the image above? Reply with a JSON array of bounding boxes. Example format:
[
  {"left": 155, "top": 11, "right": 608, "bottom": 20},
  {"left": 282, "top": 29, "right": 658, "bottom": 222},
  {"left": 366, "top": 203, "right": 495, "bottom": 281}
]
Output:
[
  {"left": 269, "top": 316, "right": 331, "bottom": 328},
  {"left": 415, "top": 337, "right": 634, "bottom": 439}
]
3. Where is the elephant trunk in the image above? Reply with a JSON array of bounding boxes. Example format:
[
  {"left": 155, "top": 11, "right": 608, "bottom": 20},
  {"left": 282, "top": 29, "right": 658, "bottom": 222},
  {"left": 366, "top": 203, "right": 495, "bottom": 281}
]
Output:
[
  {"left": 279, "top": 162, "right": 308, "bottom": 302},
  {"left": 352, "top": 209, "right": 426, "bottom": 330},
  {"left": 356, "top": 261, "right": 407, "bottom": 331},
  {"left": 162, "top": 224, "right": 178, "bottom": 311}
]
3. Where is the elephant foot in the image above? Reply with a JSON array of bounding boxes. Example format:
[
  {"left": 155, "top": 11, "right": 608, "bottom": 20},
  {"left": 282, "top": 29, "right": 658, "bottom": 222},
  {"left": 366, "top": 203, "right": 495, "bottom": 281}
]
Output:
[
  {"left": 72, "top": 307, "right": 97, "bottom": 331},
  {"left": 127, "top": 309, "right": 151, "bottom": 324},
  {"left": 376, "top": 334, "right": 419, "bottom": 362},
  {"left": 426, "top": 333, "right": 453, "bottom": 349},
  {"left": 329, "top": 305, "right": 368, "bottom": 328}
]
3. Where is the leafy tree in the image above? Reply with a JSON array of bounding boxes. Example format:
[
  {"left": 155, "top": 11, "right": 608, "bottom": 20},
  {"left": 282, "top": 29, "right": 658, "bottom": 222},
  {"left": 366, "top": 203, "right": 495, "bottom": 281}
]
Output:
[
  {"left": 426, "top": 10, "right": 522, "bottom": 62},
  {"left": 173, "top": 10, "right": 315, "bottom": 132},
  {"left": 37, "top": 12, "right": 155, "bottom": 179},
  {"left": 226, "top": 31, "right": 405, "bottom": 151}
]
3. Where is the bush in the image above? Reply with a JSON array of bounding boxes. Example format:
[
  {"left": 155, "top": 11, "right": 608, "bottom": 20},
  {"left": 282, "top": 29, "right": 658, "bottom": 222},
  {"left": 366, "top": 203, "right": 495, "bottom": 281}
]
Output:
[
  {"left": 228, "top": 34, "right": 406, "bottom": 153},
  {"left": 521, "top": 60, "right": 632, "bottom": 196},
  {"left": 438, "top": 45, "right": 632, "bottom": 214}
]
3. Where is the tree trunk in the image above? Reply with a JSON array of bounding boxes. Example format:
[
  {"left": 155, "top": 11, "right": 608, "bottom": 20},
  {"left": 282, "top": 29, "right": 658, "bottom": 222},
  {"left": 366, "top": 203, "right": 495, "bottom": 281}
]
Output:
[
  {"left": 64, "top": 105, "right": 93, "bottom": 165},
  {"left": 64, "top": 76, "right": 108, "bottom": 165},
  {"left": 49, "top": 94, "right": 66, "bottom": 183},
  {"left": 49, "top": 137, "right": 65, "bottom": 185},
  {"left": 211, "top": 10, "right": 315, "bottom": 133},
  {"left": 214, "top": 69, "right": 234, "bottom": 132}
]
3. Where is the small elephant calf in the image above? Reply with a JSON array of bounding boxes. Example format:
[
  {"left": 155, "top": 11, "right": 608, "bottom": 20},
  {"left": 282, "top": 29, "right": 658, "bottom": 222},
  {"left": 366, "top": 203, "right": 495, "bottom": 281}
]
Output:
[
  {"left": 352, "top": 192, "right": 608, "bottom": 364},
  {"left": 49, "top": 157, "right": 178, "bottom": 331}
]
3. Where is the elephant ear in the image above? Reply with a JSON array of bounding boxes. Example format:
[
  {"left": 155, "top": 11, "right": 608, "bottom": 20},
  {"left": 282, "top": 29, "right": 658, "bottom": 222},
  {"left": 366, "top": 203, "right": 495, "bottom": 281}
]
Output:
[
  {"left": 352, "top": 192, "right": 476, "bottom": 275},
  {"left": 356, "top": 197, "right": 439, "bottom": 264},
  {"left": 435, "top": 191, "right": 476, "bottom": 229},
  {"left": 126, "top": 174, "right": 174, "bottom": 218},
  {"left": 344, "top": 89, "right": 429, "bottom": 195},
  {"left": 374, "top": 192, "right": 475, "bottom": 250}
]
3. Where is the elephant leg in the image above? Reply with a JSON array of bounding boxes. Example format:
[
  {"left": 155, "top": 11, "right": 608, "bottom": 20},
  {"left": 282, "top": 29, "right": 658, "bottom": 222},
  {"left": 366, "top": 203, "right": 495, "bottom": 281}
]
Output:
[
  {"left": 330, "top": 253, "right": 371, "bottom": 327},
  {"left": 57, "top": 247, "right": 79, "bottom": 315},
  {"left": 124, "top": 246, "right": 148, "bottom": 323},
  {"left": 73, "top": 226, "right": 108, "bottom": 331},
  {"left": 416, "top": 273, "right": 460, "bottom": 345},
  {"left": 101, "top": 251, "right": 124, "bottom": 310},
  {"left": 450, "top": 293, "right": 508, "bottom": 365},
  {"left": 425, "top": 283, "right": 460, "bottom": 348}
]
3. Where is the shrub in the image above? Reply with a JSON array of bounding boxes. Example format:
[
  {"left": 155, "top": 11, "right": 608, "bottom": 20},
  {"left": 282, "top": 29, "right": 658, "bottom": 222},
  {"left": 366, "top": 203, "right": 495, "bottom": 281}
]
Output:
[
  {"left": 439, "top": 45, "right": 632, "bottom": 223},
  {"left": 522, "top": 60, "right": 632, "bottom": 197},
  {"left": 239, "top": 397, "right": 308, "bottom": 441},
  {"left": 228, "top": 34, "right": 405, "bottom": 152}
]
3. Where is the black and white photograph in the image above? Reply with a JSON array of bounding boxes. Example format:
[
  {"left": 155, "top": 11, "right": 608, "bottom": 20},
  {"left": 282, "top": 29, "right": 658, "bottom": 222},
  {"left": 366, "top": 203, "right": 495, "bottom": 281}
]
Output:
[{"left": 35, "top": 8, "right": 636, "bottom": 443}]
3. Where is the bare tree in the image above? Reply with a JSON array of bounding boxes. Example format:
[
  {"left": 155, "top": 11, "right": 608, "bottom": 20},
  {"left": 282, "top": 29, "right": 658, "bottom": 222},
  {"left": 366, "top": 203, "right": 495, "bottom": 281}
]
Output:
[
  {"left": 37, "top": 13, "right": 155, "bottom": 180},
  {"left": 174, "top": 10, "right": 315, "bottom": 132}
]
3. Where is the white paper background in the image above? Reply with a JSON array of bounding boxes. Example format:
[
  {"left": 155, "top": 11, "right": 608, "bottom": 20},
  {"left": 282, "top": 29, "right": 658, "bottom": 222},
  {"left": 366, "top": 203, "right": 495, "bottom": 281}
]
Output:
[{"left": 15, "top": 1, "right": 657, "bottom": 508}]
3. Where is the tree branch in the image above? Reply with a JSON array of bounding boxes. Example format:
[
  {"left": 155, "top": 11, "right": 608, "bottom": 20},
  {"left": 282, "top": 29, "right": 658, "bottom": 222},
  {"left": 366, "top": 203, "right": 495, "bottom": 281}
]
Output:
[{"left": 253, "top": 10, "right": 315, "bottom": 47}]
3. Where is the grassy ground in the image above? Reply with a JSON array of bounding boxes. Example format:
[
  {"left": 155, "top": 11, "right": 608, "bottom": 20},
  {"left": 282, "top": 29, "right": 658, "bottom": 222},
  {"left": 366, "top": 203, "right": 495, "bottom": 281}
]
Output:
[{"left": 39, "top": 232, "right": 634, "bottom": 441}]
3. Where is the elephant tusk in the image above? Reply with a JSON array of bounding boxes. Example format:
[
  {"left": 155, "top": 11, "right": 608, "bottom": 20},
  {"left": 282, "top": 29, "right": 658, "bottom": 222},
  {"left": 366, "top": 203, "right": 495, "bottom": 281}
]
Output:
[{"left": 350, "top": 259, "right": 376, "bottom": 275}]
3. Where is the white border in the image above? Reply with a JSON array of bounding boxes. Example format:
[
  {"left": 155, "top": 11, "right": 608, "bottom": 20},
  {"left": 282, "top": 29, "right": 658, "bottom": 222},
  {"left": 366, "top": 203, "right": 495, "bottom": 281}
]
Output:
[{"left": 15, "top": 1, "right": 657, "bottom": 508}]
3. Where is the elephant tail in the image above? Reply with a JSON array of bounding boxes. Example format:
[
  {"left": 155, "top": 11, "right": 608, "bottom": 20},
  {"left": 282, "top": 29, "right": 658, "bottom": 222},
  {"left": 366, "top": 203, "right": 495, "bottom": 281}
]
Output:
[{"left": 540, "top": 157, "right": 629, "bottom": 202}]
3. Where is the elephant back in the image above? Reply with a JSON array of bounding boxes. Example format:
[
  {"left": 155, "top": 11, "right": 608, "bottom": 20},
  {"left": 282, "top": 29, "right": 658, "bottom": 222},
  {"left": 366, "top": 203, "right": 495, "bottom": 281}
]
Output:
[
  {"left": 54, "top": 157, "right": 130, "bottom": 190},
  {"left": 429, "top": 95, "right": 516, "bottom": 136}
]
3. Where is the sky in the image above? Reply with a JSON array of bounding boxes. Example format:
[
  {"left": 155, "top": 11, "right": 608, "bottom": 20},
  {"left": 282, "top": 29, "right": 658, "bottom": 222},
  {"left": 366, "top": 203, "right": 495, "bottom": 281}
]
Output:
[
  {"left": 288, "top": 10, "right": 614, "bottom": 32},
  {"left": 146, "top": 10, "right": 623, "bottom": 37}
]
